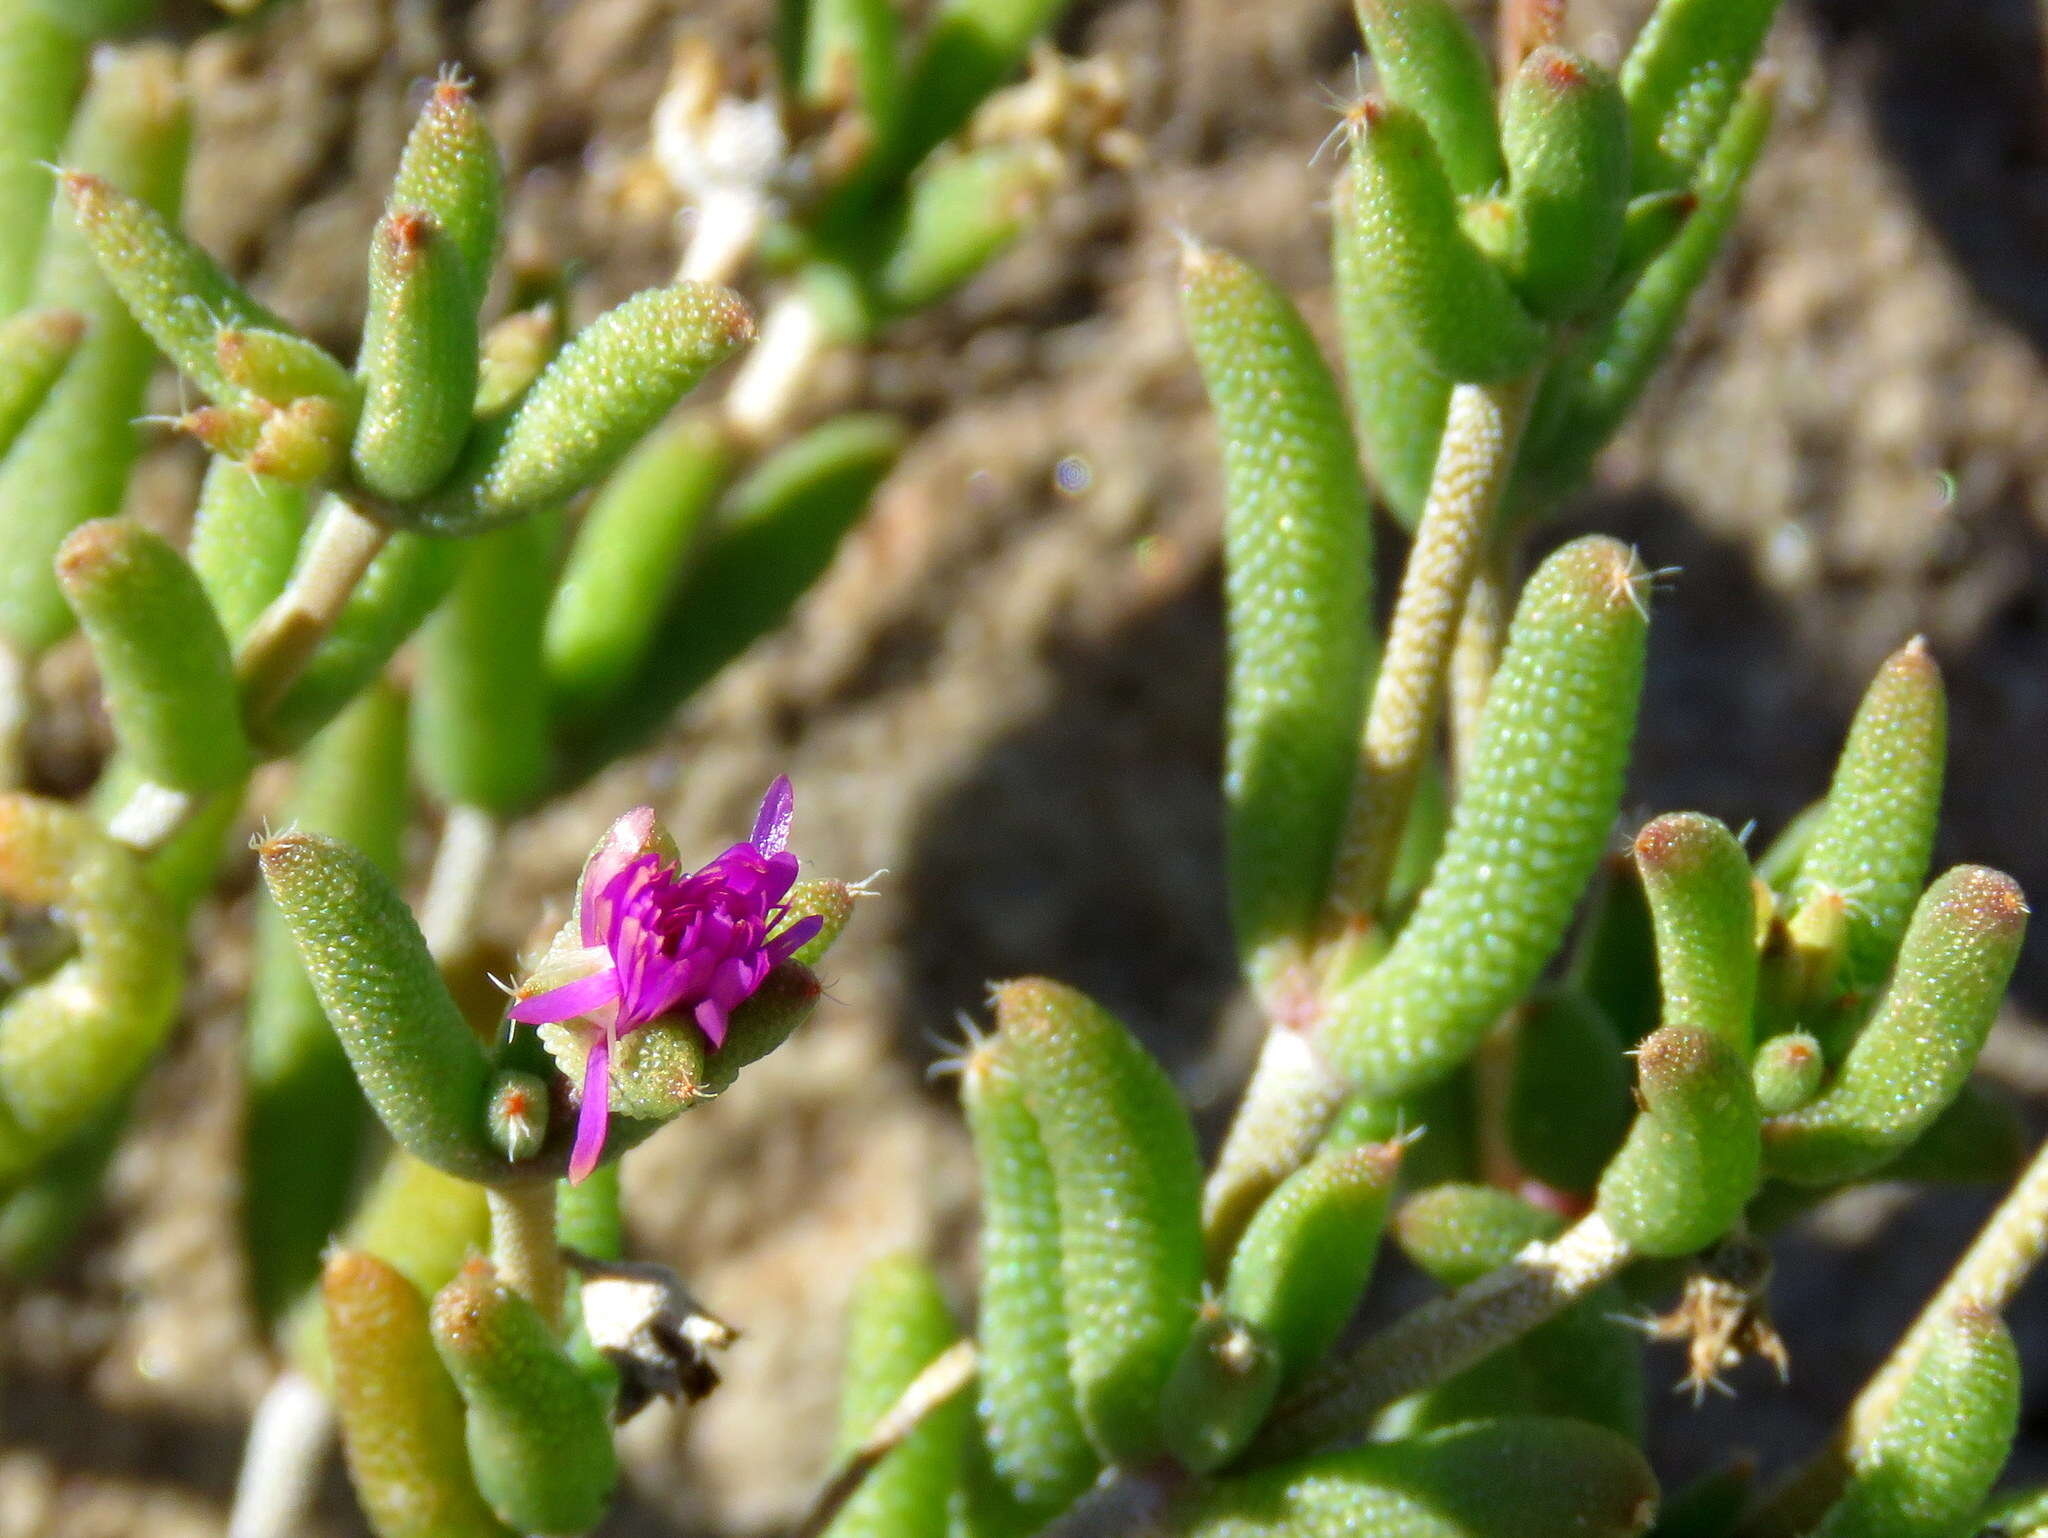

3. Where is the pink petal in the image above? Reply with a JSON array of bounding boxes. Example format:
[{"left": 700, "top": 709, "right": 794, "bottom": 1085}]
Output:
[
  {"left": 506, "top": 968, "right": 621, "bottom": 1024},
  {"left": 568, "top": 1038, "right": 612, "bottom": 1184},
  {"left": 768, "top": 914, "right": 825, "bottom": 963},
  {"left": 695, "top": 996, "right": 729, "bottom": 1049},
  {"left": 751, "top": 776, "right": 795, "bottom": 855},
  {"left": 582, "top": 807, "right": 660, "bottom": 947}
]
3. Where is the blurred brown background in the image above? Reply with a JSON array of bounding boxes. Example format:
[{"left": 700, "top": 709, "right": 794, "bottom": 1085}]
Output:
[{"left": 10, "top": 0, "right": 2048, "bottom": 1531}]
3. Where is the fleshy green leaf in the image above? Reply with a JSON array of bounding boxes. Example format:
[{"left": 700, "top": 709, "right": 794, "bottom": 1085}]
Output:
[
  {"left": 1620, "top": 0, "right": 1783, "bottom": 192},
  {"left": 1160, "top": 1309, "right": 1283, "bottom": 1474},
  {"left": 352, "top": 209, "right": 479, "bottom": 502},
  {"left": 1352, "top": 0, "right": 1503, "bottom": 198},
  {"left": 1633, "top": 812, "right": 1758, "bottom": 1052},
  {"left": 0, "top": 307, "right": 84, "bottom": 457},
  {"left": 1596, "top": 1025, "right": 1760, "bottom": 1257},
  {"left": 1499, "top": 48, "right": 1630, "bottom": 321},
  {"left": 187, "top": 458, "right": 310, "bottom": 645}
]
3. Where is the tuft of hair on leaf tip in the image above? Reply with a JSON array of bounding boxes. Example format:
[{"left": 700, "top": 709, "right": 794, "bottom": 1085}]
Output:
[{"left": 926, "top": 1009, "right": 997, "bottom": 1083}]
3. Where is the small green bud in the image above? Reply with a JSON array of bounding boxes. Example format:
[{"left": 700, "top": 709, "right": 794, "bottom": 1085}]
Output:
[
  {"left": 1788, "top": 638, "right": 1946, "bottom": 992},
  {"left": 597, "top": 963, "right": 821, "bottom": 1124},
  {"left": 1159, "top": 1307, "right": 1283, "bottom": 1474},
  {"left": 1352, "top": 0, "right": 1504, "bottom": 197},
  {"left": 1751, "top": 1032, "right": 1823, "bottom": 1117},
  {"left": 486, "top": 1072, "right": 550, "bottom": 1163},
  {"left": 431, "top": 1258, "right": 618, "bottom": 1537},
  {"left": 1172, "top": 1416, "right": 1659, "bottom": 1537},
  {"left": 352, "top": 209, "right": 480, "bottom": 502},
  {"left": 1224, "top": 1142, "right": 1400, "bottom": 1392},
  {"left": 1394, "top": 1184, "right": 1561, "bottom": 1288},
  {"left": 995, "top": 978, "right": 1204, "bottom": 1465},
  {"left": 389, "top": 74, "right": 502, "bottom": 306},
  {"left": 56, "top": 518, "right": 248, "bottom": 796},
  {"left": 1765, "top": 866, "right": 2026, "bottom": 1185},
  {"left": 1506, "top": 988, "right": 1632, "bottom": 1193},
  {"left": 1340, "top": 102, "right": 1546, "bottom": 384},
  {"left": 325, "top": 1251, "right": 512, "bottom": 1538},
  {"left": 257, "top": 830, "right": 502, "bottom": 1181},
  {"left": 1621, "top": 0, "right": 1783, "bottom": 192},
  {"left": 1181, "top": 242, "right": 1374, "bottom": 966},
  {"left": 784, "top": 876, "right": 859, "bottom": 967},
  {"left": 959, "top": 1035, "right": 1098, "bottom": 1517},
  {"left": 1597, "top": 1025, "right": 1760, "bottom": 1257},
  {"left": 1633, "top": 812, "right": 1758, "bottom": 1052},
  {"left": 0, "top": 307, "right": 84, "bottom": 457},
  {"left": 1499, "top": 48, "right": 1631, "bottom": 320}
]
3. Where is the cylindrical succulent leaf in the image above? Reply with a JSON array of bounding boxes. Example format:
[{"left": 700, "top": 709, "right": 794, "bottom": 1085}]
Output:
[
  {"left": 1341, "top": 102, "right": 1546, "bottom": 385},
  {"left": 827, "top": 1254, "right": 969, "bottom": 1538},
  {"left": 0, "top": 44, "right": 187, "bottom": 656},
  {"left": 0, "top": 307, "right": 84, "bottom": 457},
  {"left": 960, "top": 1033, "right": 1099, "bottom": 1516},
  {"left": 1180, "top": 242, "right": 1374, "bottom": 967},
  {"left": 1815, "top": 1306, "right": 2018, "bottom": 1538},
  {"left": 1393, "top": 1183, "right": 1561, "bottom": 1288},
  {"left": 1352, "top": 0, "right": 1505, "bottom": 198},
  {"left": 258, "top": 526, "right": 460, "bottom": 753},
  {"left": 244, "top": 681, "right": 407, "bottom": 1323},
  {"left": 257, "top": 829, "right": 503, "bottom": 1181},
  {"left": 324, "top": 1250, "right": 512, "bottom": 1538},
  {"left": 543, "top": 413, "right": 735, "bottom": 721},
  {"left": 1633, "top": 813, "right": 1758, "bottom": 1052},
  {"left": 1505, "top": 987, "right": 1632, "bottom": 1193},
  {"left": 873, "top": 143, "right": 1057, "bottom": 317},
  {"left": 1620, "top": 0, "right": 1783, "bottom": 192},
  {"left": 0, "top": 795, "right": 180, "bottom": 1175},
  {"left": 421, "top": 283, "right": 751, "bottom": 534},
  {"left": 994, "top": 978, "right": 1205, "bottom": 1465},
  {"left": 0, "top": 5, "right": 88, "bottom": 313},
  {"left": 1320, "top": 537, "right": 1649, "bottom": 1096},
  {"left": 1160, "top": 1308, "right": 1284, "bottom": 1474},
  {"left": 1223, "top": 1142, "right": 1400, "bottom": 1392},
  {"left": 790, "top": 0, "right": 903, "bottom": 152},
  {"left": 430, "top": 1258, "right": 619, "bottom": 1537},
  {"left": 215, "top": 323, "right": 357, "bottom": 410},
  {"left": 188, "top": 458, "right": 310, "bottom": 645},
  {"left": 1168, "top": 1416, "right": 1659, "bottom": 1538},
  {"left": 1596, "top": 1025, "right": 1760, "bottom": 1257},
  {"left": 1764, "top": 866, "right": 2026, "bottom": 1186},
  {"left": 1787, "top": 638, "right": 1946, "bottom": 992},
  {"left": 389, "top": 74, "right": 502, "bottom": 306},
  {"left": 883, "top": 0, "right": 1070, "bottom": 180},
  {"left": 351, "top": 209, "right": 480, "bottom": 501},
  {"left": 413, "top": 514, "right": 554, "bottom": 814},
  {"left": 1499, "top": 48, "right": 1630, "bottom": 320},
  {"left": 1751, "top": 1032, "right": 1823, "bottom": 1118},
  {"left": 55, "top": 518, "right": 248, "bottom": 795}
]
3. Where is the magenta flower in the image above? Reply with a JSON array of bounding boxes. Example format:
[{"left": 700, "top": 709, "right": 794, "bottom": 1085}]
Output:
[{"left": 508, "top": 777, "right": 823, "bottom": 1182}]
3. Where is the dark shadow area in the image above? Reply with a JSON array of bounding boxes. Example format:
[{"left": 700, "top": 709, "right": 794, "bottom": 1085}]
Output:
[
  {"left": 1804, "top": 0, "right": 2048, "bottom": 351},
  {"left": 0, "top": 1364, "right": 249, "bottom": 1509}
]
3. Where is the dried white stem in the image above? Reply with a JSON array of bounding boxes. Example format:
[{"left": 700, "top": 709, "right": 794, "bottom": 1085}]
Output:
[
  {"left": 1200, "top": 1024, "right": 1352, "bottom": 1271},
  {"left": 723, "top": 289, "right": 830, "bottom": 447},
  {"left": 681, "top": 185, "right": 769, "bottom": 287},
  {"left": 226, "top": 1369, "right": 334, "bottom": 1538},
  {"left": 1327, "top": 380, "right": 1530, "bottom": 918},
  {"left": 1447, "top": 544, "right": 1510, "bottom": 789},
  {"left": 794, "top": 1340, "right": 979, "bottom": 1538},
  {"left": 1253, "top": 1211, "right": 1633, "bottom": 1460},
  {"left": 236, "top": 497, "right": 387, "bottom": 721},
  {"left": 488, "top": 1178, "right": 565, "bottom": 1334},
  {"left": 105, "top": 779, "right": 196, "bottom": 854},
  {"left": 418, "top": 803, "right": 499, "bottom": 964}
]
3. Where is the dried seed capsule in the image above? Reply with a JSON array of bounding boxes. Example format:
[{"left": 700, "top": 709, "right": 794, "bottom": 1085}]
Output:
[
  {"left": 1620, "top": 0, "right": 1783, "bottom": 192},
  {"left": 1223, "top": 1143, "right": 1400, "bottom": 1392},
  {"left": 1169, "top": 1415, "right": 1659, "bottom": 1538},
  {"left": 827, "top": 1254, "right": 968, "bottom": 1538},
  {"left": 1499, "top": 48, "right": 1630, "bottom": 320},
  {"left": 1596, "top": 1025, "right": 1760, "bottom": 1257},
  {"left": 1322, "top": 538, "right": 1648, "bottom": 1096},
  {"left": 352, "top": 209, "right": 479, "bottom": 501},
  {"left": 1505, "top": 987, "right": 1632, "bottom": 1194},
  {"left": 187, "top": 458, "right": 309, "bottom": 646},
  {"left": 0, "top": 45, "right": 186, "bottom": 656},
  {"left": 1765, "top": 867, "right": 2026, "bottom": 1185},
  {"left": 431, "top": 1259, "right": 618, "bottom": 1537},
  {"left": 995, "top": 978, "right": 1204, "bottom": 1465},
  {"left": 1181, "top": 243, "right": 1373, "bottom": 966},
  {"left": 960, "top": 1036, "right": 1098, "bottom": 1516},
  {"left": 1750, "top": 1032, "right": 1823, "bottom": 1118},
  {"left": 389, "top": 75, "right": 502, "bottom": 306},
  {"left": 1817, "top": 1306, "right": 2018, "bottom": 1538},
  {"left": 1352, "top": 0, "right": 1504, "bottom": 198},
  {"left": 258, "top": 830, "right": 502, "bottom": 1181},
  {"left": 1159, "top": 1308, "right": 1283, "bottom": 1474},
  {"left": 1341, "top": 101, "right": 1546, "bottom": 385},
  {"left": 0, "top": 307, "right": 84, "bottom": 458},
  {"left": 244, "top": 682, "right": 407, "bottom": 1323},
  {"left": 325, "top": 1251, "right": 511, "bottom": 1538},
  {"left": 1633, "top": 813, "right": 1757, "bottom": 1052},
  {"left": 1788, "top": 639, "right": 1947, "bottom": 992}
]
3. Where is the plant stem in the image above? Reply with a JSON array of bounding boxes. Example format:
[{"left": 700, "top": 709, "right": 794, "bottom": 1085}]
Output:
[
  {"left": 1249, "top": 1210, "right": 1633, "bottom": 1461},
  {"left": 1327, "top": 380, "right": 1530, "bottom": 919},
  {"left": 418, "top": 803, "right": 498, "bottom": 964},
  {"left": 1447, "top": 542, "right": 1510, "bottom": 789},
  {"left": 723, "top": 288, "right": 829, "bottom": 447},
  {"left": 793, "top": 1340, "right": 978, "bottom": 1538},
  {"left": 488, "top": 1178, "right": 566, "bottom": 1334},
  {"left": 236, "top": 497, "right": 387, "bottom": 723},
  {"left": 226, "top": 1368, "right": 334, "bottom": 1538},
  {"left": 1200, "top": 1022, "right": 1353, "bottom": 1272}
]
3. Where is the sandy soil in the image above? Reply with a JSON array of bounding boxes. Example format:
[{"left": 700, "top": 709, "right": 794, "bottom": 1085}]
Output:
[{"left": 8, "top": 0, "right": 2048, "bottom": 1533}]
